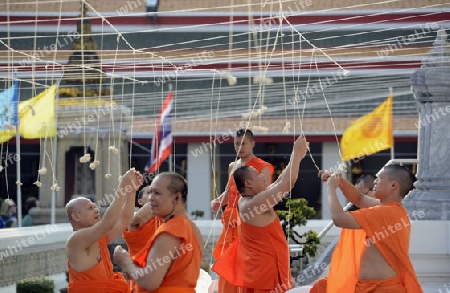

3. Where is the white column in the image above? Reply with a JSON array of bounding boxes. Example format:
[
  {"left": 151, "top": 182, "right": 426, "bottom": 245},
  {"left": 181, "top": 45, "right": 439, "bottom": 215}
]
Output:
[
  {"left": 321, "top": 142, "right": 348, "bottom": 219},
  {"left": 187, "top": 143, "right": 212, "bottom": 220}
]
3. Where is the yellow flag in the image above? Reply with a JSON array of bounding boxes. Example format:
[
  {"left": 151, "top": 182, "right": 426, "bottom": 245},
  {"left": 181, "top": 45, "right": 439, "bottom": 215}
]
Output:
[
  {"left": 19, "top": 84, "right": 57, "bottom": 139},
  {"left": 340, "top": 96, "right": 393, "bottom": 161}
]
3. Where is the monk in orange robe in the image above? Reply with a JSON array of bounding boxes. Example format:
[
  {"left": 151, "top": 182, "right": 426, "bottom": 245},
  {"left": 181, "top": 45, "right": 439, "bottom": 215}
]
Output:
[
  {"left": 211, "top": 129, "right": 273, "bottom": 292},
  {"left": 123, "top": 186, "right": 162, "bottom": 292},
  {"left": 213, "top": 136, "right": 309, "bottom": 293},
  {"left": 324, "top": 165, "right": 423, "bottom": 293},
  {"left": 114, "top": 172, "right": 204, "bottom": 293},
  {"left": 65, "top": 168, "right": 143, "bottom": 293},
  {"left": 310, "top": 174, "right": 376, "bottom": 293}
]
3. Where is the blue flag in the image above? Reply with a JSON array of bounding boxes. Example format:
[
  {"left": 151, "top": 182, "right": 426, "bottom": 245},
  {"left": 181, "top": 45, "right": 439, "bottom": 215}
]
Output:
[{"left": 0, "top": 80, "right": 19, "bottom": 130}]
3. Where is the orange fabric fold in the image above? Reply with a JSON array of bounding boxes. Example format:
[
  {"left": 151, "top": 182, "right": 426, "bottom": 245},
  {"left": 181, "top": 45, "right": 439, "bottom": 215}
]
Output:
[
  {"left": 123, "top": 217, "right": 162, "bottom": 257},
  {"left": 123, "top": 217, "right": 162, "bottom": 292},
  {"left": 218, "top": 277, "right": 240, "bottom": 293},
  {"left": 213, "top": 205, "right": 239, "bottom": 261},
  {"left": 139, "top": 287, "right": 195, "bottom": 293},
  {"left": 68, "top": 236, "right": 129, "bottom": 292},
  {"left": 132, "top": 216, "right": 201, "bottom": 293},
  {"left": 354, "top": 276, "right": 406, "bottom": 292},
  {"left": 326, "top": 229, "right": 366, "bottom": 293},
  {"left": 309, "top": 277, "right": 327, "bottom": 293},
  {"left": 349, "top": 202, "right": 423, "bottom": 293},
  {"left": 68, "top": 273, "right": 130, "bottom": 293},
  {"left": 213, "top": 217, "right": 292, "bottom": 292}
]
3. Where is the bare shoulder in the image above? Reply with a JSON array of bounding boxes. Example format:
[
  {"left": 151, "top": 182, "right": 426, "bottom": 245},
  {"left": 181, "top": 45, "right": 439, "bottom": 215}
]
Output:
[
  {"left": 189, "top": 219, "right": 203, "bottom": 251},
  {"left": 65, "top": 231, "right": 82, "bottom": 265},
  {"left": 228, "top": 161, "right": 236, "bottom": 173},
  {"left": 187, "top": 218, "right": 204, "bottom": 252}
]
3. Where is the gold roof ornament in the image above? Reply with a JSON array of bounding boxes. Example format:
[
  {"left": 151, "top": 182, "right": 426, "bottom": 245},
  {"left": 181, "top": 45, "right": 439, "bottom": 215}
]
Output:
[{"left": 59, "top": 1, "right": 111, "bottom": 98}]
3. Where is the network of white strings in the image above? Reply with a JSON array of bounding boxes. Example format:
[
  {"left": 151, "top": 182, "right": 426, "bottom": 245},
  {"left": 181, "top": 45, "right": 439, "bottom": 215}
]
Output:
[{"left": 1, "top": 0, "right": 448, "bottom": 285}]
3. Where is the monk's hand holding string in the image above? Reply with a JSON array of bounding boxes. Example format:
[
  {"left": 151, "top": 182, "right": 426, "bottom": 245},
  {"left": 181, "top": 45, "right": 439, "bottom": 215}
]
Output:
[
  {"left": 318, "top": 170, "right": 332, "bottom": 182},
  {"left": 211, "top": 198, "right": 221, "bottom": 213},
  {"left": 327, "top": 173, "right": 342, "bottom": 190},
  {"left": 113, "top": 245, "right": 130, "bottom": 268},
  {"left": 293, "top": 135, "right": 309, "bottom": 159}
]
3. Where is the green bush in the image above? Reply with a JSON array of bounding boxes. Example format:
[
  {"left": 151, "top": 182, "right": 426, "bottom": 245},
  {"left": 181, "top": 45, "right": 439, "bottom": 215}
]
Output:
[
  {"left": 16, "top": 277, "right": 54, "bottom": 293},
  {"left": 277, "top": 198, "right": 320, "bottom": 258}
]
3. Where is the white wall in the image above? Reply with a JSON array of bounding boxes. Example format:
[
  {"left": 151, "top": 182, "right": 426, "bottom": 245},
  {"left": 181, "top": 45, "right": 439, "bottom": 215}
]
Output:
[
  {"left": 187, "top": 143, "right": 213, "bottom": 220},
  {"left": 321, "top": 142, "right": 348, "bottom": 219}
]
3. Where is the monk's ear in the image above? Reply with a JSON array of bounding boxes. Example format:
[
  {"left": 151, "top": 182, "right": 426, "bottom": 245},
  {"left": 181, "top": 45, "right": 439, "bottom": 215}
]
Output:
[
  {"left": 244, "top": 178, "right": 253, "bottom": 189},
  {"left": 71, "top": 211, "right": 80, "bottom": 222},
  {"left": 391, "top": 181, "right": 399, "bottom": 190}
]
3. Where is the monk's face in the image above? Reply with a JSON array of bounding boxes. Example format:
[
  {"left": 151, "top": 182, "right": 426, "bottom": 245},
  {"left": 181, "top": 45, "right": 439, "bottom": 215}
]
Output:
[
  {"left": 234, "top": 135, "right": 255, "bottom": 159},
  {"left": 373, "top": 169, "right": 394, "bottom": 200},
  {"left": 73, "top": 198, "right": 100, "bottom": 227},
  {"left": 355, "top": 181, "right": 376, "bottom": 198},
  {"left": 138, "top": 186, "right": 151, "bottom": 206},
  {"left": 246, "top": 167, "right": 268, "bottom": 194},
  {"left": 148, "top": 176, "right": 177, "bottom": 217}
]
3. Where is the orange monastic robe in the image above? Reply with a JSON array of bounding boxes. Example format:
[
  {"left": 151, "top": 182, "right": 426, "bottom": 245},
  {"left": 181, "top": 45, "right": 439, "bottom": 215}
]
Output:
[
  {"left": 123, "top": 217, "right": 162, "bottom": 292},
  {"left": 213, "top": 158, "right": 274, "bottom": 293},
  {"left": 212, "top": 216, "right": 292, "bottom": 293},
  {"left": 349, "top": 202, "right": 423, "bottom": 292},
  {"left": 68, "top": 236, "right": 129, "bottom": 293},
  {"left": 309, "top": 278, "right": 327, "bottom": 293},
  {"left": 310, "top": 228, "right": 367, "bottom": 293},
  {"left": 323, "top": 202, "right": 422, "bottom": 293},
  {"left": 132, "top": 216, "right": 202, "bottom": 293},
  {"left": 213, "top": 157, "right": 274, "bottom": 260},
  {"left": 354, "top": 276, "right": 406, "bottom": 292}
]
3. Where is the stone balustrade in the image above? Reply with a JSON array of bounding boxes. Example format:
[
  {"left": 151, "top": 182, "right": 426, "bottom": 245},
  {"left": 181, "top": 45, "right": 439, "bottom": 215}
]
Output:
[{"left": 2, "top": 220, "right": 446, "bottom": 290}]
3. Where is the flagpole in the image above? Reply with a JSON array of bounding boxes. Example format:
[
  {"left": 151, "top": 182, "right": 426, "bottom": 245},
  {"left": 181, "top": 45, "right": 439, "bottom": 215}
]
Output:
[
  {"left": 389, "top": 87, "right": 394, "bottom": 160},
  {"left": 168, "top": 83, "right": 173, "bottom": 173},
  {"left": 13, "top": 77, "right": 22, "bottom": 227},
  {"left": 16, "top": 122, "right": 22, "bottom": 227},
  {"left": 50, "top": 84, "right": 60, "bottom": 225}
]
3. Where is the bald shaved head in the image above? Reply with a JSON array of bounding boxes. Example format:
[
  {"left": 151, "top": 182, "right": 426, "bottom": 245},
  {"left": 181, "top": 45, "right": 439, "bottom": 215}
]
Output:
[
  {"left": 156, "top": 172, "right": 188, "bottom": 203},
  {"left": 65, "top": 197, "right": 92, "bottom": 222},
  {"left": 234, "top": 166, "right": 252, "bottom": 194},
  {"left": 383, "top": 165, "right": 416, "bottom": 198}
]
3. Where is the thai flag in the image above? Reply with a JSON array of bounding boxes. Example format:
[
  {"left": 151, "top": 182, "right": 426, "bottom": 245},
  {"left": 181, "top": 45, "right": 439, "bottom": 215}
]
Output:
[{"left": 146, "top": 91, "right": 173, "bottom": 174}]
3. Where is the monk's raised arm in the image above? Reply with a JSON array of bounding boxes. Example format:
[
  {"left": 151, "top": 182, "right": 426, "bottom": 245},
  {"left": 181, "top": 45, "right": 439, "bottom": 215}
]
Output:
[
  {"left": 107, "top": 170, "right": 143, "bottom": 242},
  {"left": 127, "top": 201, "right": 155, "bottom": 231},
  {"left": 248, "top": 136, "right": 308, "bottom": 210},
  {"left": 67, "top": 169, "right": 142, "bottom": 250},
  {"left": 319, "top": 170, "right": 380, "bottom": 208},
  {"left": 339, "top": 177, "right": 380, "bottom": 208},
  {"left": 211, "top": 161, "right": 234, "bottom": 212},
  {"left": 115, "top": 233, "right": 182, "bottom": 291}
]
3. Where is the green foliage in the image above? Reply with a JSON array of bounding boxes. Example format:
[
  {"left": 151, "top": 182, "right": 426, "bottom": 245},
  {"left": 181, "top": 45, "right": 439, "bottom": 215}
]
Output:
[
  {"left": 277, "top": 198, "right": 320, "bottom": 258},
  {"left": 191, "top": 210, "right": 204, "bottom": 219},
  {"left": 16, "top": 277, "right": 54, "bottom": 293}
]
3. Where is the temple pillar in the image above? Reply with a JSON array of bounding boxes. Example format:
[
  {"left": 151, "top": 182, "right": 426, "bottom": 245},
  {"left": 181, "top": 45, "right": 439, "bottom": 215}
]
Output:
[{"left": 403, "top": 27, "right": 450, "bottom": 220}]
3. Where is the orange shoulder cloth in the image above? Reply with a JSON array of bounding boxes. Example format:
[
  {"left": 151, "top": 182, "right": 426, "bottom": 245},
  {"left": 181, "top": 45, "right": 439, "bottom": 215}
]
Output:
[
  {"left": 123, "top": 217, "right": 162, "bottom": 257},
  {"left": 132, "top": 216, "right": 201, "bottom": 293},
  {"left": 68, "top": 236, "right": 129, "bottom": 292},
  {"left": 213, "top": 217, "right": 292, "bottom": 292},
  {"left": 350, "top": 202, "right": 423, "bottom": 293}
]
